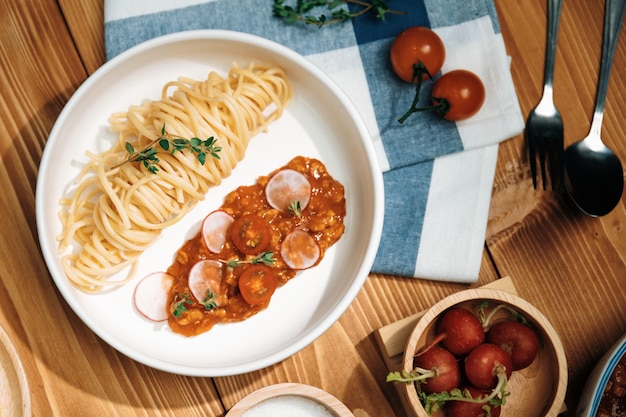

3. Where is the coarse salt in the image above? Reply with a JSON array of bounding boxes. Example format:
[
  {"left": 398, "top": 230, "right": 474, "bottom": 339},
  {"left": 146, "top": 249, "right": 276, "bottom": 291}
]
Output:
[{"left": 242, "top": 395, "right": 334, "bottom": 417}]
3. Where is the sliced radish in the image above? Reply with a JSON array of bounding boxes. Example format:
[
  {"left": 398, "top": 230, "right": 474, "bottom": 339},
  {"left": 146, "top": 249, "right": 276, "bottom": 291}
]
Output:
[
  {"left": 188, "top": 259, "right": 224, "bottom": 306},
  {"left": 280, "top": 230, "right": 321, "bottom": 270},
  {"left": 201, "top": 210, "right": 234, "bottom": 253},
  {"left": 133, "top": 272, "right": 175, "bottom": 322},
  {"left": 265, "top": 169, "right": 311, "bottom": 212}
]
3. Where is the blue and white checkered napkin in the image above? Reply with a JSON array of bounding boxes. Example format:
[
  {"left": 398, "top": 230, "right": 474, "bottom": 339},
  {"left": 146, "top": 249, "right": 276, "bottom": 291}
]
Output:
[{"left": 104, "top": 0, "right": 523, "bottom": 283}]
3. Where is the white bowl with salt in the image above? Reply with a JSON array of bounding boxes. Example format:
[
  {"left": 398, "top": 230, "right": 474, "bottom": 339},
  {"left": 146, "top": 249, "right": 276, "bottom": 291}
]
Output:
[{"left": 226, "top": 383, "right": 354, "bottom": 417}]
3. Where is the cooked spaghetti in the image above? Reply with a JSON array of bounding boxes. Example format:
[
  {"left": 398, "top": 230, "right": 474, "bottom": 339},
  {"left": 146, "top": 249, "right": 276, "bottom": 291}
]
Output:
[{"left": 57, "top": 63, "right": 292, "bottom": 292}]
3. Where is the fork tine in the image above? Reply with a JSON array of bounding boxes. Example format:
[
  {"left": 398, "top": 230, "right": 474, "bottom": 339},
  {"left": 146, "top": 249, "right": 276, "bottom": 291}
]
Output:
[
  {"left": 527, "top": 131, "right": 538, "bottom": 189},
  {"left": 547, "top": 138, "right": 558, "bottom": 191},
  {"left": 537, "top": 134, "right": 548, "bottom": 190},
  {"left": 547, "top": 134, "right": 565, "bottom": 191}
]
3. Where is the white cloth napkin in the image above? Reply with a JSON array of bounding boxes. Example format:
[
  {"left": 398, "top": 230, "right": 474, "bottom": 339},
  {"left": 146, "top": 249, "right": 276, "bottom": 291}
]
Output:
[{"left": 103, "top": 0, "right": 524, "bottom": 283}]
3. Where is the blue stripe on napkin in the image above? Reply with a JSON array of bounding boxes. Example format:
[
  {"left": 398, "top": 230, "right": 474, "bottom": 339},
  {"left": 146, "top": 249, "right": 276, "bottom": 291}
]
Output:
[
  {"left": 372, "top": 160, "right": 433, "bottom": 276},
  {"left": 347, "top": 0, "right": 430, "bottom": 43}
]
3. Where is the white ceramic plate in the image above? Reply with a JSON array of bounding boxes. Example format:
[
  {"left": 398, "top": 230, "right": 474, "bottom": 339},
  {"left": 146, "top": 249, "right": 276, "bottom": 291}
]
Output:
[
  {"left": 35, "top": 30, "right": 384, "bottom": 376},
  {"left": 0, "top": 324, "right": 31, "bottom": 417}
]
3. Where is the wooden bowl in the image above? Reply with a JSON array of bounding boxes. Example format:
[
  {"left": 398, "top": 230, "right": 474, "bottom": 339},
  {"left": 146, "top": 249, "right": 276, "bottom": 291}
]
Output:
[
  {"left": 402, "top": 288, "right": 567, "bottom": 417},
  {"left": 0, "top": 324, "right": 31, "bottom": 417},
  {"left": 225, "top": 383, "right": 355, "bottom": 416}
]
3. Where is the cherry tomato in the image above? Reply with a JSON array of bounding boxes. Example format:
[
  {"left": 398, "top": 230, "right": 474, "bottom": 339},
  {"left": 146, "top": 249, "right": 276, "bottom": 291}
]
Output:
[
  {"left": 238, "top": 265, "right": 277, "bottom": 306},
  {"left": 431, "top": 69, "right": 486, "bottom": 121},
  {"left": 390, "top": 26, "right": 445, "bottom": 83},
  {"left": 230, "top": 214, "right": 271, "bottom": 255}
]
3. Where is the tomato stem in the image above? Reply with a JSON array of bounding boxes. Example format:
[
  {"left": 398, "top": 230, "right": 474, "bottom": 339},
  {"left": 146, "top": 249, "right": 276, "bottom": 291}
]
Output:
[{"left": 398, "top": 63, "right": 428, "bottom": 123}]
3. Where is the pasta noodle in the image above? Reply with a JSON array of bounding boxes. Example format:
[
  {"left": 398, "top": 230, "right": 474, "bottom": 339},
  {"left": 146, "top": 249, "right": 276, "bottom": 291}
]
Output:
[{"left": 57, "top": 63, "right": 292, "bottom": 292}]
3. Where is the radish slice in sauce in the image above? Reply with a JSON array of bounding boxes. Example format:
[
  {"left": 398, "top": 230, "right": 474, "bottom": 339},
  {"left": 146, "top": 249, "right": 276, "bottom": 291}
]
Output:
[
  {"left": 265, "top": 169, "right": 311, "bottom": 212},
  {"left": 188, "top": 259, "right": 224, "bottom": 306},
  {"left": 201, "top": 210, "right": 234, "bottom": 253},
  {"left": 280, "top": 230, "right": 321, "bottom": 270},
  {"left": 133, "top": 272, "right": 174, "bottom": 322}
]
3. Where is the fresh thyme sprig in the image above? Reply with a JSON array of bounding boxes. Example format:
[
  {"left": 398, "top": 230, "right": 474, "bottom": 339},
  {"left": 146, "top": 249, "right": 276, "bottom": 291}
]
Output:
[
  {"left": 170, "top": 291, "right": 193, "bottom": 318},
  {"left": 121, "top": 124, "right": 221, "bottom": 173},
  {"left": 221, "top": 252, "right": 276, "bottom": 269},
  {"left": 272, "top": 0, "right": 405, "bottom": 27},
  {"left": 202, "top": 290, "right": 218, "bottom": 310}
]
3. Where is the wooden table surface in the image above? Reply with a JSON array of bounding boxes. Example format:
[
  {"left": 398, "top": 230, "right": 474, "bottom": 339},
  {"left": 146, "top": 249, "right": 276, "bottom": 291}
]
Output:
[{"left": 1, "top": 1, "right": 625, "bottom": 416}]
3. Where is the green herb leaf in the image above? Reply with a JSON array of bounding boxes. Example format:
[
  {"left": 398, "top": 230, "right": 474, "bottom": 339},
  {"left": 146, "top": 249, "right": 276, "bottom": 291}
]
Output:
[
  {"left": 170, "top": 292, "right": 193, "bottom": 318},
  {"left": 223, "top": 251, "right": 276, "bottom": 269},
  {"left": 272, "top": 0, "right": 405, "bottom": 27},
  {"left": 202, "top": 291, "right": 219, "bottom": 310},
  {"left": 159, "top": 138, "right": 170, "bottom": 151}
]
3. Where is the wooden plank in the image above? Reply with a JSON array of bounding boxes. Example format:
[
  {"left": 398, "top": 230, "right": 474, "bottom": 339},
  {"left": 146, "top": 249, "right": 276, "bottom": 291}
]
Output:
[
  {"left": 58, "top": 0, "right": 106, "bottom": 74},
  {"left": 0, "top": 1, "right": 623, "bottom": 416}
]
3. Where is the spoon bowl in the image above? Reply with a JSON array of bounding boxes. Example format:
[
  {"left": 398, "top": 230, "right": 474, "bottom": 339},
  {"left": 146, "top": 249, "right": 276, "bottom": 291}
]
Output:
[
  {"left": 565, "top": 134, "right": 623, "bottom": 217},
  {"left": 564, "top": 0, "right": 625, "bottom": 216}
]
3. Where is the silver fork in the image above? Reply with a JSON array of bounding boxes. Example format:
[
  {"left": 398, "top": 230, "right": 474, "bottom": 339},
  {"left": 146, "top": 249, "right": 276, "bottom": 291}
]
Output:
[{"left": 525, "top": 0, "right": 565, "bottom": 191}]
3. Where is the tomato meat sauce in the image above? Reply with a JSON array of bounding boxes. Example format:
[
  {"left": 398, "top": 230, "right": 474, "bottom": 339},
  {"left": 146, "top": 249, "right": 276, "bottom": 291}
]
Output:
[
  {"left": 165, "top": 156, "right": 346, "bottom": 336},
  {"left": 597, "top": 352, "right": 626, "bottom": 417}
]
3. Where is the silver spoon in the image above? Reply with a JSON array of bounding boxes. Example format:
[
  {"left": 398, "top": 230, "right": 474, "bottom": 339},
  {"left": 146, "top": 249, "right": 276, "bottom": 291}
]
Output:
[{"left": 564, "top": 0, "right": 626, "bottom": 216}]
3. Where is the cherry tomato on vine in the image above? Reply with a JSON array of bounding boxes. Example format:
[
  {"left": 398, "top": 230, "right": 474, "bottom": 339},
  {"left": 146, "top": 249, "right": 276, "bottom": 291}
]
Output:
[
  {"left": 238, "top": 265, "right": 277, "bottom": 306},
  {"left": 431, "top": 69, "right": 486, "bottom": 121},
  {"left": 390, "top": 26, "right": 446, "bottom": 83}
]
